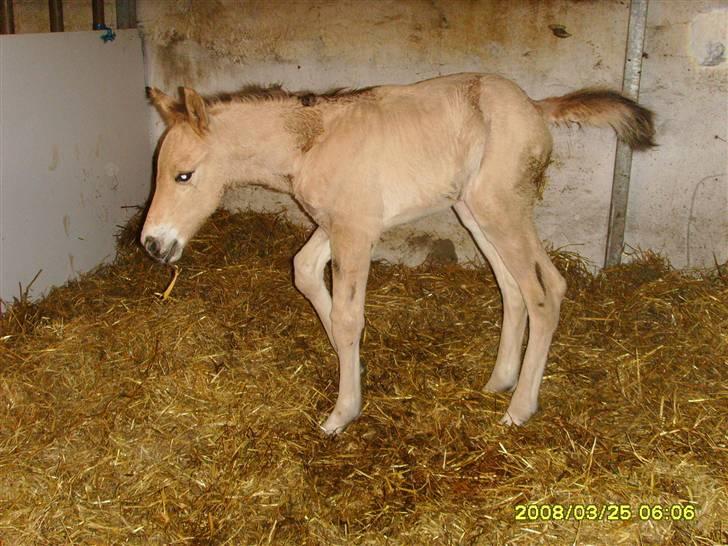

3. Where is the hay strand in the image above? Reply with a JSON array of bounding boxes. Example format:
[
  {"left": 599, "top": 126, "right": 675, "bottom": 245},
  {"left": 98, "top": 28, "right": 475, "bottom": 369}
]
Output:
[{"left": 156, "top": 265, "right": 180, "bottom": 300}]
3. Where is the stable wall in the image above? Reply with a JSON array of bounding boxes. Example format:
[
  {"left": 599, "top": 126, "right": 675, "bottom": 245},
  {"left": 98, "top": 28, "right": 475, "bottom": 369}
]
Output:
[
  {"left": 138, "top": 0, "right": 727, "bottom": 269},
  {"left": 10, "top": 0, "right": 118, "bottom": 33},
  {"left": 0, "top": 30, "right": 151, "bottom": 307}
]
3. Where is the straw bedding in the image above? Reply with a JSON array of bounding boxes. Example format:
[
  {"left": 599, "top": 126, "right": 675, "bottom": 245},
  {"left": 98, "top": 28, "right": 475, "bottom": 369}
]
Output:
[{"left": 0, "top": 210, "right": 726, "bottom": 545}]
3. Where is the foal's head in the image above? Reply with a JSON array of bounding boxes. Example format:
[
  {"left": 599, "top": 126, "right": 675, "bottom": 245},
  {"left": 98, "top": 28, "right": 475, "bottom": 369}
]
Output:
[{"left": 142, "top": 87, "right": 224, "bottom": 264}]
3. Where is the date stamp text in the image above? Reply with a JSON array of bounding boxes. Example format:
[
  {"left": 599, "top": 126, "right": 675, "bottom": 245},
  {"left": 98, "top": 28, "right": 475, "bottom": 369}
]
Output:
[{"left": 515, "top": 503, "right": 696, "bottom": 522}]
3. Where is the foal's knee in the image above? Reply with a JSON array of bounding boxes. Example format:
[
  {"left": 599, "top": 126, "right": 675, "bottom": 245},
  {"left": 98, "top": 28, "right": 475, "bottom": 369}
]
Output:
[
  {"left": 293, "top": 252, "right": 318, "bottom": 295},
  {"left": 331, "top": 307, "right": 364, "bottom": 347}
]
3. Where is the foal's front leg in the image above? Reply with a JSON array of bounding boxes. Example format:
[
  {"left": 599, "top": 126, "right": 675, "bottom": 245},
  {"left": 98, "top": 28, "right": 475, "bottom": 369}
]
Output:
[
  {"left": 320, "top": 226, "right": 374, "bottom": 435},
  {"left": 293, "top": 227, "right": 335, "bottom": 349}
]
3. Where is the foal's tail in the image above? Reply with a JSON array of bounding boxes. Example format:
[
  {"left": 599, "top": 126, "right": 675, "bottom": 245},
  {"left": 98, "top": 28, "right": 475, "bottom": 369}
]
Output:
[{"left": 535, "top": 89, "right": 656, "bottom": 150}]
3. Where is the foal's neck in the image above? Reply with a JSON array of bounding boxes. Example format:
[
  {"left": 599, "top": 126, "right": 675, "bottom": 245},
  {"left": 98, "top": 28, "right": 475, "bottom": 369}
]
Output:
[{"left": 210, "top": 100, "right": 304, "bottom": 194}]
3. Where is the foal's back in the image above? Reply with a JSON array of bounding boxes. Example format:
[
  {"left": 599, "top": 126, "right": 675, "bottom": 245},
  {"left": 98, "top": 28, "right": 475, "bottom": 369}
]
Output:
[{"left": 295, "top": 73, "right": 540, "bottom": 230}]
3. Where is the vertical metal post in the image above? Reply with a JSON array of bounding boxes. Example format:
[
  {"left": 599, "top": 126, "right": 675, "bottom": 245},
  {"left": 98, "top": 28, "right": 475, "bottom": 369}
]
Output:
[
  {"left": 49, "top": 0, "right": 64, "bottom": 32},
  {"left": 1, "top": 0, "right": 14, "bottom": 34},
  {"left": 92, "top": 0, "right": 105, "bottom": 30},
  {"left": 116, "top": 0, "right": 137, "bottom": 29},
  {"left": 604, "top": 0, "right": 649, "bottom": 267}
]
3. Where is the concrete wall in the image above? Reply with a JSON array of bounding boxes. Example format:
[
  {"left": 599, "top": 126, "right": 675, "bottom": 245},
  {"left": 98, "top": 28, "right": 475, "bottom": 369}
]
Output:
[
  {"left": 628, "top": 2, "right": 727, "bottom": 268},
  {"left": 0, "top": 30, "right": 151, "bottom": 307},
  {"left": 138, "top": 0, "right": 727, "bottom": 269}
]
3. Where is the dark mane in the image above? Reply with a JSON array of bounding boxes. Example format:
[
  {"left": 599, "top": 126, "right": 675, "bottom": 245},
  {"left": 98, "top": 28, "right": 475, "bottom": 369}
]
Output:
[
  {"left": 205, "top": 84, "right": 291, "bottom": 106},
  {"left": 204, "top": 84, "right": 376, "bottom": 108}
]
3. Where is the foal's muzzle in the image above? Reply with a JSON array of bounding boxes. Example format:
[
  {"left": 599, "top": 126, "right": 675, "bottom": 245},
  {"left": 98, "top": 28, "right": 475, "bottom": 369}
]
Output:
[{"left": 144, "top": 236, "right": 180, "bottom": 264}]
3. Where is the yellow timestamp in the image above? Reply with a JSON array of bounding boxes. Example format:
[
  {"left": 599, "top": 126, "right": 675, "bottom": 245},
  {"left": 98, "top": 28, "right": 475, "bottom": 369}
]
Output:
[{"left": 515, "top": 503, "right": 697, "bottom": 522}]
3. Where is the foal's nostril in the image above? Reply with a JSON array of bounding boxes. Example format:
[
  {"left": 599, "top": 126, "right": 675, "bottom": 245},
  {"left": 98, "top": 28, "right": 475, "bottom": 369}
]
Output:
[{"left": 144, "top": 236, "right": 160, "bottom": 257}]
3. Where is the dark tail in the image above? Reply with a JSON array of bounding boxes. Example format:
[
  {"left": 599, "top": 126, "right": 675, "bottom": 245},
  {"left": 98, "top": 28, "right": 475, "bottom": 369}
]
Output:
[{"left": 535, "top": 89, "right": 656, "bottom": 150}]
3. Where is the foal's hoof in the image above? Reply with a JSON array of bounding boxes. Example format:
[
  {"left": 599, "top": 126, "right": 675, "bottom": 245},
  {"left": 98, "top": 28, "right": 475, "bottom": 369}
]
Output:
[
  {"left": 499, "top": 412, "right": 524, "bottom": 426},
  {"left": 320, "top": 407, "right": 360, "bottom": 436},
  {"left": 499, "top": 402, "right": 537, "bottom": 426},
  {"left": 320, "top": 420, "right": 350, "bottom": 436}
]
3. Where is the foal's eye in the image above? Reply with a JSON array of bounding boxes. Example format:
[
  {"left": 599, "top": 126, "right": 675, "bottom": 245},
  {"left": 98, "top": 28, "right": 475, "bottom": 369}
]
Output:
[{"left": 175, "top": 171, "right": 194, "bottom": 184}]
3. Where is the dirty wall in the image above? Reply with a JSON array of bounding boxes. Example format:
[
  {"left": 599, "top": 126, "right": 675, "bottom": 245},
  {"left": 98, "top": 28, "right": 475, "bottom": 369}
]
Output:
[{"left": 136, "top": 0, "right": 727, "bottom": 269}]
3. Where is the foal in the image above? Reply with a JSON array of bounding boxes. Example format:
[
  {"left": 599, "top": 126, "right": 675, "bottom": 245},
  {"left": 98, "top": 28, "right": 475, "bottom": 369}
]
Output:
[{"left": 142, "top": 73, "right": 654, "bottom": 434}]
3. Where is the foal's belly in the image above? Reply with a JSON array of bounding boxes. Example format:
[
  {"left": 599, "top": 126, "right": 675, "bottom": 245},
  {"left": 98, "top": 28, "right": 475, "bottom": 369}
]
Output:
[
  {"left": 379, "top": 167, "right": 471, "bottom": 229},
  {"left": 382, "top": 195, "right": 459, "bottom": 229}
]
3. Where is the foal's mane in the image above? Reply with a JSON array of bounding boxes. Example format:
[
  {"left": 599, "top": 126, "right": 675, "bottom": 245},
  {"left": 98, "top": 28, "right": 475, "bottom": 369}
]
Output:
[
  {"left": 204, "top": 84, "right": 375, "bottom": 109},
  {"left": 205, "top": 84, "right": 291, "bottom": 106}
]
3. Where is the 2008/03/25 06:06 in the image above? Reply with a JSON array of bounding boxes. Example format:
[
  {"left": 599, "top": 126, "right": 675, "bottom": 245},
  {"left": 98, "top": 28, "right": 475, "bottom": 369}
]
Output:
[{"left": 515, "top": 503, "right": 697, "bottom": 522}]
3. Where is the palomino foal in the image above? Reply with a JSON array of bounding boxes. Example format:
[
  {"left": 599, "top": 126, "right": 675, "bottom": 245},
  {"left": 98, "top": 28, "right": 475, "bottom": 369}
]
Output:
[{"left": 142, "top": 74, "right": 654, "bottom": 434}]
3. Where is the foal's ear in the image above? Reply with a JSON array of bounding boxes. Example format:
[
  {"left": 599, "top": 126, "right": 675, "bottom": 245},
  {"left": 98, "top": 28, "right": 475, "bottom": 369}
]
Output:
[
  {"left": 182, "top": 88, "right": 209, "bottom": 135},
  {"left": 146, "top": 87, "right": 182, "bottom": 126}
]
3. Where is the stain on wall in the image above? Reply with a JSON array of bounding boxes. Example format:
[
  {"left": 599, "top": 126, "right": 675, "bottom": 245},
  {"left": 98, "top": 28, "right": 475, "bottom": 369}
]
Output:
[
  {"left": 140, "top": 0, "right": 629, "bottom": 91},
  {"left": 48, "top": 145, "right": 59, "bottom": 171},
  {"left": 136, "top": 0, "right": 726, "bottom": 269}
]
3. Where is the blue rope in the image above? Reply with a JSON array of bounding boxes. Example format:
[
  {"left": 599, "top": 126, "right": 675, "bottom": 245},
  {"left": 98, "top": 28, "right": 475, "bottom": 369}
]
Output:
[{"left": 95, "top": 24, "right": 116, "bottom": 43}]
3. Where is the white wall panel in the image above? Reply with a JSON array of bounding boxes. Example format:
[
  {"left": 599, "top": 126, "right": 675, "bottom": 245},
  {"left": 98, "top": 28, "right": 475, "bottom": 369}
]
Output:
[{"left": 0, "top": 30, "right": 151, "bottom": 308}]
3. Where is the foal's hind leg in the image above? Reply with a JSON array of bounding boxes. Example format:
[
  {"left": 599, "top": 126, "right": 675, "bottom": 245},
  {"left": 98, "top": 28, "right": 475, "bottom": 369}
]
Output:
[
  {"left": 293, "top": 227, "right": 335, "bottom": 349},
  {"left": 464, "top": 192, "right": 566, "bottom": 425},
  {"left": 454, "top": 202, "right": 527, "bottom": 392},
  {"left": 320, "top": 224, "right": 375, "bottom": 435}
]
